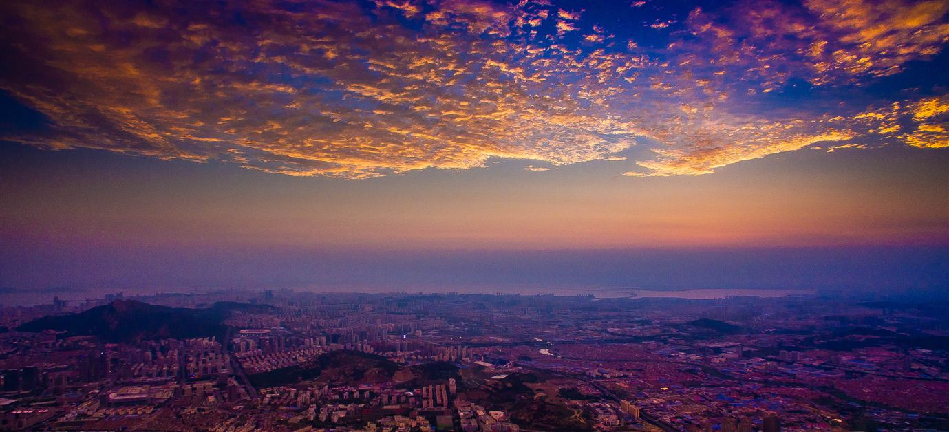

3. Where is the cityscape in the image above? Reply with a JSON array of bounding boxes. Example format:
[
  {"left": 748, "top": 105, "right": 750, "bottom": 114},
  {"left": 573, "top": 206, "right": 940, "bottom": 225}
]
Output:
[
  {"left": 1, "top": 0, "right": 948, "bottom": 430},
  {"left": 1, "top": 290, "right": 947, "bottom": 431}
]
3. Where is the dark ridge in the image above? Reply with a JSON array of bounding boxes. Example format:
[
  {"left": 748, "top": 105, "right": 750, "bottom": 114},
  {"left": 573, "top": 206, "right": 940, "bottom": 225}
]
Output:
[
  {"left": 15, "top": 300, "right": 267, "bottom": 343},
  {"left": 248, "top": 350, "right": 400, "bottom": 388},
  {"left": 467, "top": 372, "right": 592, "bottom": 431},
  {"left": 686, "top": 318, "right": 743, "bottom": 334}
]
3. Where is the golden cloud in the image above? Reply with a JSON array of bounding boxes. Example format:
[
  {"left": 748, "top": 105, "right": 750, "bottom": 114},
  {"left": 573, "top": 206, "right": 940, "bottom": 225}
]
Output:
[{"left": 0, "top": 0, "right": 946, "bottom": 178}]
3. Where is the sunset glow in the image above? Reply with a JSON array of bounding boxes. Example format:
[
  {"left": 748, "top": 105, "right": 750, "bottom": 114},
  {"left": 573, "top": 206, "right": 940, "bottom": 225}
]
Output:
[{"left": 0, "top": 0, "right": 947, "bottom": 291}]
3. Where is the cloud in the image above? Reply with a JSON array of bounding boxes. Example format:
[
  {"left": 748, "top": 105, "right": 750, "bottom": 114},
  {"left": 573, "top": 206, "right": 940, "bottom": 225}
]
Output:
[
  {"left": 685, "top": 0, "right": 949, "bottom": 85},
  {"left": 0, "top": 0, "right": 946, "bottom": 178},
  {"left": 825, "top": 143, "right": 869, "bottom": 152},
  {"left": 627, "top": 131, "right": 853, "bottom": 177}
]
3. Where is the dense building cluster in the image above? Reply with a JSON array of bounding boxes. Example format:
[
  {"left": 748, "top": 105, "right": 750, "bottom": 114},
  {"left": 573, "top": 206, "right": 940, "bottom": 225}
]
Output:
[{"left": 0, "top": 290, "right": 946, "bottom": 431}]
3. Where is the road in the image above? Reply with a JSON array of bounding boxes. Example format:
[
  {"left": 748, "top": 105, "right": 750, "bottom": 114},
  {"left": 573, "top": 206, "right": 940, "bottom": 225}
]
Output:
[{"left": 224, "top": 326, "right": 259, "bottom": 400}]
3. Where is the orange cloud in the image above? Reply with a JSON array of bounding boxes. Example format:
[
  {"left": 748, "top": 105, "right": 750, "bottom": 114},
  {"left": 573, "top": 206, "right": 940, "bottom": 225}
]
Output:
[
  {"left": 0, "top": 0, "right": 946, "bottom": 179},
  {"left": 627, "top": 130, "right": 853, "bottom": 177}
]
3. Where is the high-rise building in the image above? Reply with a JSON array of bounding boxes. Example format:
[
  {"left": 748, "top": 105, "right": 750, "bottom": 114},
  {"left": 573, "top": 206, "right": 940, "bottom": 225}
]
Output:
[
  {"left": 20, "top": 367, "right": 38, "bottom": 391},
  {"left": 738, "top": 417, "right": 753, "bottom": 432},
  {"left": 52, "top": 296, "right": 67, "bottom": 311},
  {"left": 2, "top": 369, "right": 20, "bottom": 392},
  {"left": 764, "top": 414, "right": 781, "bottom": 432},
  {"left": 620, "top": 400, "right": 640, "bottom": 419}
]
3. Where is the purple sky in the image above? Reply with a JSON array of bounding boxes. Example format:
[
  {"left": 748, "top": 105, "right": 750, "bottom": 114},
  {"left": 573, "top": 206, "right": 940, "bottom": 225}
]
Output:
[{"left": 1, "top": 0, "right": 947, "bottom": 296}]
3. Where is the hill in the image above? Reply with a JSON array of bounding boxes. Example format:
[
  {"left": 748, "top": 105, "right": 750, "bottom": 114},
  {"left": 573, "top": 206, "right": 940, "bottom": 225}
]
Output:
[
  {"left": 248, "top": 350, "right": 400, "bottom": 388},
  {"left": 686, "top": 318, "right": 743, "bottom": 334},
  {"left": 464, "top": 373, "right": 593, "bottom": 431},
  {"left": 16, "top": 300, "right": 269, "bottom": 342}
]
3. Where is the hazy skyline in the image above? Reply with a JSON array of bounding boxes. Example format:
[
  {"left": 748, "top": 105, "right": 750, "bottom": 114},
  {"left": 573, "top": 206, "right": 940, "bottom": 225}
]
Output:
[{"left": 1, "top": 0, "right": 947, "bottom": 294}]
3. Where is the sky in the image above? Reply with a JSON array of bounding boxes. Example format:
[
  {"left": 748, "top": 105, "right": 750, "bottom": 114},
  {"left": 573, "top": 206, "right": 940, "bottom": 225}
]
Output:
[{"left": 1, "top": 0, "right": 947, "bottom": 296}]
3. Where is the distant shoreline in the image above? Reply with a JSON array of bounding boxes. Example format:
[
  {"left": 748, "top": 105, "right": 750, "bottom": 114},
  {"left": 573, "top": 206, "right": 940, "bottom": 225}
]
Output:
[
  {"left": 0, "top": 286, "right": 818, "bottom": 307},
  {"left": 624, "top": 288, "right": 816, "bottom": 300}
]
